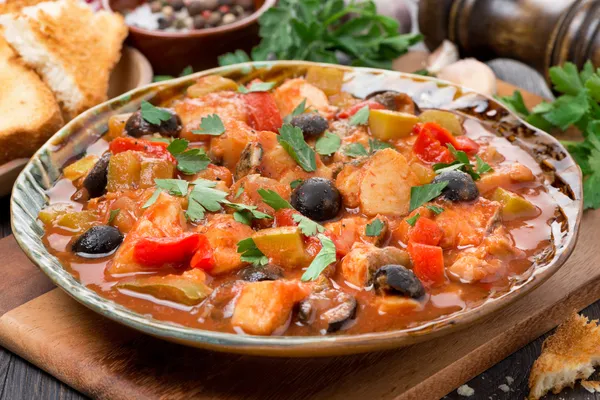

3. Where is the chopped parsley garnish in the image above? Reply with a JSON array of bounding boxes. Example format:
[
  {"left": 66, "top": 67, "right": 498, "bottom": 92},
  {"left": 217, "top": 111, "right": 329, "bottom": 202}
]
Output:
[
  {"left": 290, "top": 179, "right": 303, "bottom": 189},
  {"left": 315, "top": 131, "right": 341, "bottom": 156},
  {"left": 108, "top": 209, "right": 120, "bottom": 224},
  {"left": 192, "top": 114, "right": 225, "bottom": 136},
  {"left": 237, "top": 238, "right": 269, "bottom": 266},
  {"left": 234, "top": 186, "right": 245, "bottom": 199},
  {"left": 257, "top": 188, "right": 292, "bottom": 210},
  {"left": 223, "top": 201, "right": 272, "bottom": 226},
  {"left": 432, "top": 144, "right": 493, "bottom": 181},
  {"left": 167, "top": 139, "right": 211, "bottom": 175},
  {"left": 155, "top": 179, "right": 189, "bottom": 196},
  {"left": 406, "top": 213, "right": 420, "bottom": 227},
  {"left": 368, "top": 138, "right": 394, "bottom": 152},
  {"left": 284, "top": 98, "right": 307, "bottom": 123},
  {"left": 142, "top": 189, "right": 162, "bottom": 209},
  {"left": 344, "top": 143, "right": 369, "bottom": 157},
  {"left": 238, "top": 81, "right": 276, "bottom": 93},
  {"left": 349, "top": 105, "right": 370, "bottom": 126},
  {"left": 277, "top": 124, "right": 317, "bottom": 172},
  {"left": 292, "top": 214, "right": 324, "bottom": 237},
  {"left": 475, "top": 155, "right": 493, "bottom": 175},
  {"left": 186, "top": 179, "right": 228, "bottom": 221},
  {"left": 301, "top": 234, "right": 337, "bottom": 281},
  {"left": 425, "top": 205, "right": 444, "bottom": 215},
  {"left": 152, "top": 65, "right": 193, "bottom": 82},
  {"left": 140, "top": 101, "right": 172, "bottom": 125},
  {"left": 365, "top": 218, "right": 385, "bottom": 237},
  {"left": 409, "top": 182, "right": 449, "bottom": 212}
]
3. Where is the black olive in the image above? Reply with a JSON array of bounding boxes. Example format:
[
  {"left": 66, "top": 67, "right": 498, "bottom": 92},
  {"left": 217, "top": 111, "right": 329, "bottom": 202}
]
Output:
[
  {"left": 72, "top": 225, "right": 123, "bottom": 257},
  {"left": 373, "top": 265, "right": 425, "bottom": 299},
  {"left": 291, "top": 178, "right": 342, "bottom": 221},
  {"left": 290, "top": 113, "right": 328, "bottom": 138},
  {"left": 433, "top": 170, "right": 479, "bottom": 202},
  {"left": 124, "top": 109, "right": 182, "bottom": 138},
  {"left": 82, "top": 152, "right": 110, "bottom": 198},
  {"left": 298, "top": 289, "right": 357, "bottom": 333},
  {"left": 239, "top": 264, "right": 283, "bottom": 282},
  {"left": 366, "top": 90, "right": 419, "bottom": 114}
]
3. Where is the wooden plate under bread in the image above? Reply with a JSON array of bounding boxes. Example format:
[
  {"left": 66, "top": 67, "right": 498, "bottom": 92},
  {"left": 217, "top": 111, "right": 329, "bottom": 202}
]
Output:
[{"left": 0, "top": 46, "right": 153, "bottom": 197}]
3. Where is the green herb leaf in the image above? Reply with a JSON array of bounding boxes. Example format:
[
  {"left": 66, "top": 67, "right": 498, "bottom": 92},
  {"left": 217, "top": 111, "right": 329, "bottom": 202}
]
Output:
[
  {"left": 292, "top": 214, "right": 324, "bottom": 237},
  {"left": 233, "top": 211, "right": 252, "bottom": 226},
  {"left": 447, "top": 144, "right": 480, "bottom": 180},
  {"left": 185, "top": 179, "right": 228, "bottom": 221},
  {"left": 142, "top": 189, "right": 162, "bottom": 209},
  {"left": 167, "top": 138, "right": 188, "bottom": 154},
  {"left": 301, "top": 234, "right": 337, "bottom": 281},
  {"left": 140, "top": 101, "right": 172, "bottom": 125},
  {"left": 343, "top": 143, "right": 369, "bottom": 157},
  {"left": 475, "top": 155, "right": 493, "bottom": 175},
  {"left": 549, "top": 62, "right": 583, "bottom": 96},
  {"left": 223, "top": 201, "right": 272, "bottom": 221},
  {"left": 496, "top": 91, "right": 530, "bottom": 118},
  {"left": 167, "top": 139, "right": 211, "bottom": 175},
  {"left": 108, "top": 209, "right": 120, "bottom": 224},
  {"left": 409, "top": 182, "right": 448, "bottom": 212},
  {"left": 365, "top": 218, "right": 385, "bottom": 237},
  {"left": 179, "top": 65, "right": 193, "bottom": 76},
  {"left": 257, "top": 188, "right": 292, "bottom": 210},
  {"left": 315, "top": 131, "right": 341, "bottom": 155},
  {"left": 155, "top": 179, "right": 189, "bottom": 196},
  {"left": 369, "top": 138, "right": 394, "bottom": 152},
  {"left": 425, "top": 205, "right": 444, "bottom": 215},
  {"left": 234, "top": 186, "right": 245, "bottom": 199},
  {"left": 192, "top": 114, "right": 226, "bottom": 136},
  {"left": 238, "top": 81, "right": 276, "bottom": 93},
  {"left": 290, "top": 179, "right": 303, "bottom": 189},
  {"left": 284, "top": 98, "right": 307, "bottom": 123},
  {"left": 277, "top": 124, "right": 317, "bottom": 172},
  {"left": 218, "top": 49, "right": 251, "bottom": 66},
  {"left": 349, "top": 105, "right": 370, "bottom": 126},
  {"left": 153, "top": 75, "right": 174, "bottom": 82},
  {"left": 406, "top": 213, "right": 420, "bottom": 227},
  {"left": 237, "top": 238, "right": 269, "bottom": 266}
]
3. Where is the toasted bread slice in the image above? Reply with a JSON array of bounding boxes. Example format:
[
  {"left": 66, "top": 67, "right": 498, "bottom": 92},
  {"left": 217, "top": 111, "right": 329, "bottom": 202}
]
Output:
[
  {"left": 528, "top": 313, "right": 600, "bottom": 400},
  {"left": 0, "top": 34, "right": 63, "bottom": 165},
  {"left": 0, "top": 0, "right": 127, "bottom": 120},
  {"left": 0, "top": 0, "right": 50, "bottom": 15}
]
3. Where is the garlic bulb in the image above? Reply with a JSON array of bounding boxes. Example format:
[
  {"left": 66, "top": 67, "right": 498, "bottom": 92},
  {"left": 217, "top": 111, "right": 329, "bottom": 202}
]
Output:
[{"left": 437, "top": 58, "right": 497, "bottom": 96}]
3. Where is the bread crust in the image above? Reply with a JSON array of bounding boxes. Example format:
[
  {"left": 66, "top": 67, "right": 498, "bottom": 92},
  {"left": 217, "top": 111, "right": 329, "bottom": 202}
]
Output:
[
  {"left": 0, "top": 35, "right": 63, "bottom": 165},
  {"left": 528, "top": 313, "right": 600, "bottom": 400}
]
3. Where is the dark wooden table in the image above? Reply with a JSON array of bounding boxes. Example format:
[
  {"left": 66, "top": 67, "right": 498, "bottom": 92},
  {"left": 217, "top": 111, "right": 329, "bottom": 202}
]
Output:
[{"left": 1, "top": 61, "right": 599, "bottom": 400}]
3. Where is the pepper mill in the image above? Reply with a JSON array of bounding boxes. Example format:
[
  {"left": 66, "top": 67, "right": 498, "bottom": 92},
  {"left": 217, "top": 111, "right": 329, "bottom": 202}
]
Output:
[{"left": 418, "top": 0, "right": 600, "bottom": 82}]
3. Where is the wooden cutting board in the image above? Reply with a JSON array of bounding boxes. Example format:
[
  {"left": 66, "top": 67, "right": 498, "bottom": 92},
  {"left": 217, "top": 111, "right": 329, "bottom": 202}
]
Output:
[{"left": 0, "top": 83, "right": 595, "bottom": 400}]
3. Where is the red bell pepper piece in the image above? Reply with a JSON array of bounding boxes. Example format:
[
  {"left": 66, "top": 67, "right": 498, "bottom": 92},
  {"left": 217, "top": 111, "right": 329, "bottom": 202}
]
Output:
[
  {"left": 454, "top": 136, "right": 480, "bottom": 155},
  {"left": 273, "top": 208, "right": 301, "bottom": 228},
  {"left": 408, "top": 242, "right": 446, "bottom": 287},
  {"left": 304, "top": 231, "right": 342, "bottom": 258},
  {"left": 109, "top": 137, "right": 176, "bottom": 163},
  {"left": 408, "top": 217, "right": 443, "bottom": 246},
  {"left": 133, "top": 233, "right": 202, "bottom": 267},
  {"left": 338, "top": 100, "right": 386, "bottom": 118},
  {"left": 243, "top": 92, "right": 283, "bottom": 132},
  {"left": 413, "top": 125, "right": 454, "bottom": 163},
  {"left": 190, "top": 234, "right": 214, "bottom": 270}
]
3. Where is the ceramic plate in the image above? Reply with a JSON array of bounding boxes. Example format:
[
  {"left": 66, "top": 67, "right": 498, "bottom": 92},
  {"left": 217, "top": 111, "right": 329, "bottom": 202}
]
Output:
[{"left": 10, "top": 61, "right": 582, "bottom": 356}]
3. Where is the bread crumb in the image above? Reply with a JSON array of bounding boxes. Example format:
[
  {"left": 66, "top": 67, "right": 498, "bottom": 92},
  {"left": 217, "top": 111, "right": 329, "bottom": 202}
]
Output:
[
  {"left": 457, "top": 384, "right": 475, "bottom": 397},
  {"left": 498, "top": 384, "right": 510, "bottom": 393},
  {"left": 506, "top": 376, "right": 514, "bottom": 385},
  {"left": 581, "top": 380, "right": 600, "bottom": 393}
]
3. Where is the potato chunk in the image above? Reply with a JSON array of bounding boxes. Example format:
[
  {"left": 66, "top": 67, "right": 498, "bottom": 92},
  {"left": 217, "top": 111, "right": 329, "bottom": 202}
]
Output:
[
  {"left": 231, "top": 280, "right": 310, "bottom": 335},
  {"left": 359, "top": 148, "right": 419, "bottom": 216},
  {"left": 340, "top": 242, "right": 411, "bottom": 287}
]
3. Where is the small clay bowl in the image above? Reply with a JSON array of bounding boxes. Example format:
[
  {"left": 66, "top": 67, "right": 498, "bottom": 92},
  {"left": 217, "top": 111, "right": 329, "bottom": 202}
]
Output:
[{"left": 103, "top": 0, "right": 275, "bottom": 75}]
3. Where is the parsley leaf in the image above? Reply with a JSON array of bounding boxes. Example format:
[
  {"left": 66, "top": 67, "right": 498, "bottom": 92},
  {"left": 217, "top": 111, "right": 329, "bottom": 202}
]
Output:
[
  {"left": 140, "top": 101, "right": 172, "bottom": 125},
  {"left": 237, "top": 238, "right": 269, "bottom": 266},
  {"left": 475, "top": 155, "right": 493, "bottom": 175},
  {"left": 315, "top": 131, "right": 341, "bottom": 155},
  {"left": 292, "top": 214, "right": 324, "bottom": 237},
  {"left": 344, "top": 143, "right": 369, "bottom": 157},
  {"left": 406, "top": 213, "right": 420, "bottom": 227},
  {"left": 284, "top": 98, "right": 307, "bottom": 124},
  {"left": 186, "top": 179, "right": 228, "bottom": 221},
  {"left": 257, "top": 188, "right": 292, "bottom": 210},
  {"left": 496, "top": 90, "right": 530, "bottom": 118},
  {"left": 234, "top": 186, "right": 245, "bottom": 199},
  {"left": 447, "top": 144, "right": 480, "bottom": 180},
  {"left": 290, "top": 179, "right": 303, "bottom": 189},
  {"left": 425, "top": 205, "right": 444, "bottom": 215},
  {"left": 233, "top": 211, "right": 252, "bottom": 225},
  {"left": 223, "top": 201, "right": 272, "bottom": 221},
  {"left": 277, "top": 124, "right": 317, "bottom": 172},
  {"left": 192, "top": 114, "right": 225, "bottom": 136},
  {"left": 301, "top": 234, "right": 337, "bottom": 281},
  {"left": 369, "top": 138, "right": 394, "bottom": 152},
  {"left": 349, "top": 105, "right": 370, "bottom": 126},
  {"left": 365, "top": 218, "right": 385, "bottom": 237},
  {"left": 238, "top": 81, "right": 276, "bottom": 93},
  {"left": 155, "top": 179, "right": 189, "bottom": 196},
  {"left": 217, "top": 49, "right": 250, "bottom": 66},
  {"left": 142, "top": 189, "right": 162, "bottom": 209},
  {"left": 108, "top": 209, "right": 120, "bottom": 224},
  {"left": 167, "top": 139, "right": 211, "bottom": 175},
  {"left": 409, "top": 182, "right": 448, "bottom": 212}
]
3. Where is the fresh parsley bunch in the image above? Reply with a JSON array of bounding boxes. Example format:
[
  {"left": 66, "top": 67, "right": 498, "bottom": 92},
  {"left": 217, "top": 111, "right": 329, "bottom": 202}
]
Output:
[
  {"left": 498, "top": 61, "right": 600, "bottom": 210},
  {"left": 219, "top": 0, "right": 422, "bottom": 69}
]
